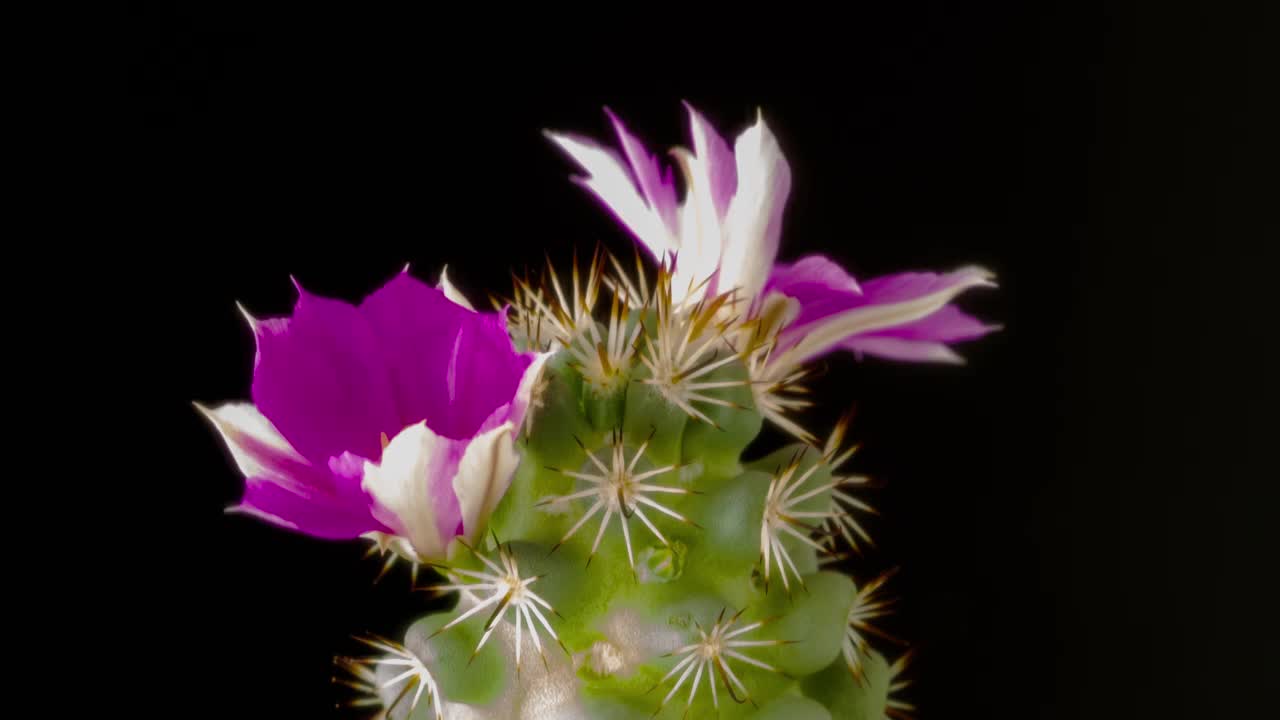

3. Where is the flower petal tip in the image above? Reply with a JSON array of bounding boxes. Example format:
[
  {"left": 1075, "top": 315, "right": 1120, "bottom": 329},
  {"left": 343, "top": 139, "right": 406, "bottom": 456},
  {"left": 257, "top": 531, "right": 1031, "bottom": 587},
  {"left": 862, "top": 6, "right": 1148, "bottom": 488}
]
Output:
[
  {"left": 436, "top": 264, "right": 475, "bottom": 310},
  {"left": 234, "top": 301, "right": 261, "bottom": 331},
  {"left": 542, "top": 128, "right": 575, "bottom": 149},
  {"left": 542, "top": 129, "right": 592, "bottom": 163},
  {"left": 192, "top": 400, "right": 229, "bottom": 428},
  {"left": 963, "top": 265, "right": 999, "bottom": 287},
  {"left": 192, "top": 400, "right": 214, "bottom": 422}
]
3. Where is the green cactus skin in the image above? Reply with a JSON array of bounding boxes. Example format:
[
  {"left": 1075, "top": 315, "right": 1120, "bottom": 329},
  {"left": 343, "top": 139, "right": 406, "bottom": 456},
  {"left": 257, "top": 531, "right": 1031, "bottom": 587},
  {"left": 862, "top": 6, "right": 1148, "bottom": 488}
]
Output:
[{"left": 390, "top": 312, "right": 903, "bottom": 720}]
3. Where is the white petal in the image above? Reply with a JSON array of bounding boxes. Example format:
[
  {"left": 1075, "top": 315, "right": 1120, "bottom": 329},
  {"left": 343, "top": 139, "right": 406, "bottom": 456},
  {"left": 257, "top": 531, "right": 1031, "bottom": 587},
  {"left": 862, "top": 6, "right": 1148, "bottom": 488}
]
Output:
[
  {"left": 195, "top": 402, "right": 306, "bottom": 486},
  {"left": 846, "top": 337, "right": 967, "bottom": 364},
  {"left": 511, "top": 351, "right": 552, "bottom": 431},
  {"left": 437, "top": 264, "right": 475, "bottom": 311},
  {"left": 545, "top": 130, "right": 674, "bottom": 261},
  {"left": 361, "top": 423, "right": 453, "bottom": 560},
  {"left": 669, "top": 146, "right": 724, "bottom": 302},
  {"left": 453, "top": 422, "right": 520, "bottom": 544},
  {"left": 720, "top": 112, "right": 792, "bottom": 301}
]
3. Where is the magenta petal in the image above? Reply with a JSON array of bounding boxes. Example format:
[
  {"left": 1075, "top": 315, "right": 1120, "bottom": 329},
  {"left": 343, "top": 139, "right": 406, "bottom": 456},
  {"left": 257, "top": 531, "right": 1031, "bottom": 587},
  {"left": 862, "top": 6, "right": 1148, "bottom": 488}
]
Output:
[
  {"left": 359, "top": 272, "right": 533, "bottom": 440},
  {"left": 427, "top": 440, "right": 468, "bottom": 540},
  {"left": 781, "top": 266, "right": 992, "bottom": 335},
  {"left": 771, "top": 265, "right": 996, "bottom": 366},
  {"left": 842, "top": 306, "right": 996, "bottom": 363},
  {"left": 840, "top": 337, "right": 965, "bottom": 363},
  {"left": 764, "top": 255, "right": 863, "bottom": 323},
  {"left": 863, "top": 304, "right": 995, "bottom": 343},
  {"left": 854, "top": 269, "right": 988, "bottom": 305},
  {"left": 237, "top": 467, "right": 388, "bottom": 539},
  {"left": 202, "top": 402, "right": 391, "bottom": 539},
  {"left": 251, "top": 286, "right": 400, "bottom": 465},
  {"left": 684, "top": 102, "right": 738, "bottom": 219},
  {"left": 605, "top": 107, "right": 680, "bottom": 236},
  {"left": 768, "top": 255, "right": 862, "bottom": 294}
]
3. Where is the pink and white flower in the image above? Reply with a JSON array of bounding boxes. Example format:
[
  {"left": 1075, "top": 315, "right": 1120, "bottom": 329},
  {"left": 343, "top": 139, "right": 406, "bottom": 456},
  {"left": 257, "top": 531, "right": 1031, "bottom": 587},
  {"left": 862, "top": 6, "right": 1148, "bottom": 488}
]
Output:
[
  {"left": 198, "top": 269, "right": 548, "bottom": 561},
  {"left": 546, "top": 104, "right": 997, "bottom": 373}
]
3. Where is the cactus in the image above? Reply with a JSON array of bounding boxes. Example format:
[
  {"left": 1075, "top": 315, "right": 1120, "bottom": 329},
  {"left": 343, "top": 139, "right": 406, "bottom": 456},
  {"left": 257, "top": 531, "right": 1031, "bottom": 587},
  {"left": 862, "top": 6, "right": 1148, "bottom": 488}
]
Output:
[
  {"left": 337, "top": 264, "right": 915, "bottom": 720},
  {"left": 204, "top": 104, "right": 997, "bottom": 719}
]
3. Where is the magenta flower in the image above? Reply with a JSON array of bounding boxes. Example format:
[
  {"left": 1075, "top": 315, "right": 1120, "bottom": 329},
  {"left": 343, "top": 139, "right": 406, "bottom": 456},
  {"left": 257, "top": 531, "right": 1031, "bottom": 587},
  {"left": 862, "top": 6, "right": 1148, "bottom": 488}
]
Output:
[
  {"left": 545, "top": 105, "right": 997, "bottom": 371},
  {"left": 546, "top": 104, "right": 789, "bottom": 306},
  {"left": 763, "top": 256, "right": 998, "bottom": 366},
  {"left": 198, "top": 269, "right": 547, "bottom": 561}
]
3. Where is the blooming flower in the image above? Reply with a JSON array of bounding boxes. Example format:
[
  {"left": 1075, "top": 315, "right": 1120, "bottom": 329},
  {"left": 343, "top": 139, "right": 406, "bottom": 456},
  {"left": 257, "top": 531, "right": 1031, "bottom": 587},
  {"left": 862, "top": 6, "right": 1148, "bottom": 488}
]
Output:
[
  {"left": 198, "top": 269, "right": 547, "bottom": 562},
  {"left": 546, "top": 104, "right": 788, "bottom": 307},
  {"left": 546, "top": 105, "right": 997, "bottom": 373},
  {"left": 763, "top": 258, "right": 998, "bottom": 366}
]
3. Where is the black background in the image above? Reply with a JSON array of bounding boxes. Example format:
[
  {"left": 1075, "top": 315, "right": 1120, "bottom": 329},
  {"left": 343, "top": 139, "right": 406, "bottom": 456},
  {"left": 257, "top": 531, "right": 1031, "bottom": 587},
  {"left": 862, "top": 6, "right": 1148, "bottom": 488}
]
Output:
[{"left": 130, "top": 3, "right": 1272, "bottom": 718}]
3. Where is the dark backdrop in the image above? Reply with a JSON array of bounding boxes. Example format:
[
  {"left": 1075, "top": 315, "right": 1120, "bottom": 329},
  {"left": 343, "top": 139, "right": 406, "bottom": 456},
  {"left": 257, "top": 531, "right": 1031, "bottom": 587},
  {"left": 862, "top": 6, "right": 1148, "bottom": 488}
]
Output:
[{"left": 130, "top": 3, "right": 1271, "bottom": 718}]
